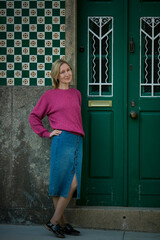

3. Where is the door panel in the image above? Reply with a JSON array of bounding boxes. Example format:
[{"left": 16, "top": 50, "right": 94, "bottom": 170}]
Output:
[
  {"left": 140, "top": 112, "right": 160, "bottom": 179},
  {"left": 89, "top": 111, "right": 113, "bottom": 178}
]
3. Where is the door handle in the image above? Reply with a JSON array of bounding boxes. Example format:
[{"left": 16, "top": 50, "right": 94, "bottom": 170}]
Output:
[{"left": 130, "top": 111, "right": 138, "bottom": 119}]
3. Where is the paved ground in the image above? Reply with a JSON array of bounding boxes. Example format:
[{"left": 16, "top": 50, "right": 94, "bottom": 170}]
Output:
[{"left": 0, "top": 224, "right": 160, "bottom": 240}]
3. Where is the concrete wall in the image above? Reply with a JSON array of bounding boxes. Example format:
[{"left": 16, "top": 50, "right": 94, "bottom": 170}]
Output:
[
  {"left": 0, "top": 87, "right": 53, "bottom": 223},
  {"left": 0, "top": 0, "right": 77, "bottom": 224}
]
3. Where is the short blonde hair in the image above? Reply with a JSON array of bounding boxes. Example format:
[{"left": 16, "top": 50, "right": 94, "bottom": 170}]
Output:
[{"left": 51, "top": 59, "right": 72, "bottom": 89}]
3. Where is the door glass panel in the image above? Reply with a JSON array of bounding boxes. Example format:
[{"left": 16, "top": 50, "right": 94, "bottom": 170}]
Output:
[
  {"left": 88, "top": 17, "right": 113, "bottom": 96},
  {"left": 140, "top": 17, "right": 160, "bottom": 97}
]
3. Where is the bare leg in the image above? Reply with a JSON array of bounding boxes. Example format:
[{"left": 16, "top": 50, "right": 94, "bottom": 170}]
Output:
[
  {"left": 53, "top": 196, "right": 66, "bottom": 226},
  {"left": 50, "top": 174, "right": 77, "bottom": 225}
]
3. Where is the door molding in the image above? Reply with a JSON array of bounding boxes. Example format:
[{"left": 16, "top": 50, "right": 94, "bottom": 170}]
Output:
[{"left": 123, "top": 0, "right": 129, "bottom": 207}]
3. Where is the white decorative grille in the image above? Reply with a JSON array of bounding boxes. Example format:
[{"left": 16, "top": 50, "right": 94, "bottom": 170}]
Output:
[
  {"left": 140, "top": 17, "right": 160, "bottom": 97},
  {"left": 88, "top": 17, "right": 113, "bottom": 96}
]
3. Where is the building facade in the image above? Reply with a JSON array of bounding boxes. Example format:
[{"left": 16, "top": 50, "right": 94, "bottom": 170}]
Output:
[{"left": 0, "top": 0, "right": 160, "bottom": 226}]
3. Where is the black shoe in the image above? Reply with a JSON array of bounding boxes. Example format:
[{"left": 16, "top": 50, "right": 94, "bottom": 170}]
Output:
[
  {"left": 45, "top": 221, "right": 65, "bottom": 238},
  {"left": 62, "top": 223, "right": 80, "bottom": 236}
]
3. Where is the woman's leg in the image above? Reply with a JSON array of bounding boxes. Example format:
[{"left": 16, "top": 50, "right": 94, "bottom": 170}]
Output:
[
  {"left": 50, "top": 174, "right": 77, "bottom": 225},
  {"left": 52, "top": 196, "right": 66, "bottom": 226}
]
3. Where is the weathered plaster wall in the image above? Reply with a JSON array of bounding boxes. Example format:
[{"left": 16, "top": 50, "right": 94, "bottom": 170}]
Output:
[{"left": 0, "top": 87, "right": 53, "bottom": 223}]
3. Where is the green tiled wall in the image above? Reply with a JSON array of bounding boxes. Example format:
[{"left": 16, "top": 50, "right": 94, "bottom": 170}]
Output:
[{"left": 0, "top": 0, "right": 65, "bottom": 86}]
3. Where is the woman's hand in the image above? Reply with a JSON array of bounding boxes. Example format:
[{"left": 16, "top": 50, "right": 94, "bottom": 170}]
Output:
[{"left": 49, "top": 130, "right": 62, "bottom": 138}]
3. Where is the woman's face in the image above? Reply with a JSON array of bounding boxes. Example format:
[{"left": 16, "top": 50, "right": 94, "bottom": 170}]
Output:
[{"left": 58, "top": 63, "right": 72, "bottom": 88}]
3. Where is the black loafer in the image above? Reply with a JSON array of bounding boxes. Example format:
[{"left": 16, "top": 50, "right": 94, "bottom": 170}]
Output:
[
  {"left": 62, "top": 223, "right": 80, "bottom": 236},
  {"left": 45, "top": 221, "right": 65, "bottom": 238}
]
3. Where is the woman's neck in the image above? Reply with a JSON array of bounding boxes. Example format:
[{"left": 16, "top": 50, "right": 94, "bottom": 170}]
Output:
[{"left": 58, "top": 83, "right": 70, "bottom": 90}]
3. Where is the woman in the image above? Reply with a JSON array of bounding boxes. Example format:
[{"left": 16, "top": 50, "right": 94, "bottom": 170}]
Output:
[{"left": 29, "top": 59, "right": 84, "bottom": 238}]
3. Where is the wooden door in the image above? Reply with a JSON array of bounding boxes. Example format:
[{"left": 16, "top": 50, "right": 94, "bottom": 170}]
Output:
[{"left": 77, "top": 0, "right": 160, "bottom": 207}]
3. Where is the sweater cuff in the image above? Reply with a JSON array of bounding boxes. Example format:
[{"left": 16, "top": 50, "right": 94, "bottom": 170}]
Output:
[{"left": 43, "top": 131, "right": 51, "bottom": 138}]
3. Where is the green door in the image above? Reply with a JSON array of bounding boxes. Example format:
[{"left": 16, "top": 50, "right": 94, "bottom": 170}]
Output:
[
  {"left": 77, "top": 0, "right": 160, "bottom": 207},
  {"left": 128, "top": 0, "right": 160, "bottom": 207}
]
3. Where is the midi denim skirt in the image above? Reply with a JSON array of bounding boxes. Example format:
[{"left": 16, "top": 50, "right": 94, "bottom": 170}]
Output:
[{"left": 49, "top": 130, "right": 83, "bottom": 199}]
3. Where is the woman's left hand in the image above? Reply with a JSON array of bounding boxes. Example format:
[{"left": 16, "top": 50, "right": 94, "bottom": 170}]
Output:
[{"left": 49, "top": 130, "right": 62, "bottom": 138}]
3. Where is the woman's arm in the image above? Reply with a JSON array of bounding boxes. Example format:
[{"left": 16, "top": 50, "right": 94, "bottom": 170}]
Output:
[{"left": 29, "top": 94, "right": 51, "bottom": 138}]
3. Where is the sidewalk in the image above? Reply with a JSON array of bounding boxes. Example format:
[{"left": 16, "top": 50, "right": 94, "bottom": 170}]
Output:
[{"left": 0, "top": 224, "right": 160, "bottom": 240}]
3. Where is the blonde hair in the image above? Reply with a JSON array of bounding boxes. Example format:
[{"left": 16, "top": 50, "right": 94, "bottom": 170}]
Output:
[{"left": 51, "top": 59, "right": 72, "bottom": 89}]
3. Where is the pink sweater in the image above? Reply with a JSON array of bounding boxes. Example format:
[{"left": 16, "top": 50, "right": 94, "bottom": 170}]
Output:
[{"left": 29, "top": 88, "right": 85, "bottom": 138}]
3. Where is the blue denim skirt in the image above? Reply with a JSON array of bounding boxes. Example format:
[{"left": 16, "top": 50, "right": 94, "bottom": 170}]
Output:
[{"left": 49, "top": 130, "right": 83, "bottom": 199}]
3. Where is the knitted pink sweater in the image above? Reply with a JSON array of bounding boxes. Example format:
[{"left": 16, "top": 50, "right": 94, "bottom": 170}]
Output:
[{"left": 29, "top": 88, "right": 85, "bottom": 138}]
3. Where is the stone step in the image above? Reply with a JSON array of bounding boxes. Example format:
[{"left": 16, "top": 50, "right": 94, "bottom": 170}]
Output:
[{"left": 65, "top": 206, "right": 160, "bottom": 233}]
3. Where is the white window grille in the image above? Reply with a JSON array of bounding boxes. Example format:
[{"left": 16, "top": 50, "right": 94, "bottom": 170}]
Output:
[
  {"left": 140, "top": 17, "right": 160, "bottom": 97},
  {"left": 88, "top": 17, "right": 113, "bottom": 97}
]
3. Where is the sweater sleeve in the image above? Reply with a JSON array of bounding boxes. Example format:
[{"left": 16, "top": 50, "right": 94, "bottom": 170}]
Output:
[
  {"left": 77, "top": 90, "right": 82, "bottom": 105},
  {"left": 29, "top": 94, "right": 51, "bottom": 138}
]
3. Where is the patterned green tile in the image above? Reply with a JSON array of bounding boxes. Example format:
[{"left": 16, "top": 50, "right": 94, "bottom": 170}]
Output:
[
  {"left": 7, "top": 9, "right": 14, "bottom": 16},
  {"left": 0, "top": 0, "right": 65, "bottom": 86},
  {"left": 15, "top": 32, "right": 22, "bottom": 39},
  {"left": 15, "top": 1, "right": 22, "bottom": 8},
  {"left": 0, "top": 1, "right": 6, "bottom": 8},
  {"left": 0, "top": 79, "right": 7, "bottom": 85},
  {"left": 14, "top": 17, "right": 21, "bottom": 24},
  {"left": 22, "top": 71, "right": 29, "bottom": 78},
  {"left": 45, "top": 63, "right": 52, "bottom": 70},
  {"left": 37, "top": 56, "right": 45, "bottom": 62},
  {"left": 45, "top": 1, "right": 52, "bottom": 8},
  {"left": 45, "top": 17, "right": 52, "bottom": 24},
  {"left": 15, "top": 48, "right": 22, "bottom": 55},
  {"left": 30, "top": 79, "right": 37, "bottom": 86},
  {"left": 37, "top": 71, "right": 45, "bottom": 78},
  {"left": 53, "top": 9, "right": 60, "bottom": 16},
  {"left": 15, "top": 63, "right": 22, "bottom": 70},
  {"left": 22, "top": 9, "right": 29, "bottom": 16},
  {"left": 22, "top": 25, "right": 29, "bottom": 32},
  {"left": 15, "top": 79, "right": 22, "bottom": 85},
  {"left": 0, "top": 48, "right": 6, "bottom": 55},
  {"left": 53, "top": 40, "right": 60, "bottom": 47},
  {"left": 37, "top": 40, "right": 44, "bottom": 47},
  {"left": 60, "top": 1, "right": 65, "bottom": 8},
  {"left": 7, "top": 71, "right": 14, "bottom": 77},
  {"left": 30, "top": 1, "right": 37, "bottom": 8},
  {"left": 7, "top": 55, "right": 14, "bottom": 62},
  {"left": 7, "top": 25, "right": 14, "bottom": 31},
  {"left": 0, "top": 17, "right": 6, "bottom": 24},
  {"left": 45, "top": 48, "right": 52, "bottom": 55},
  {"left": 52, "top": 55, "right": 60, "bottom": 62},
  {"left": 45, "top": 79, "right": 52, "bottom": 86}
]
